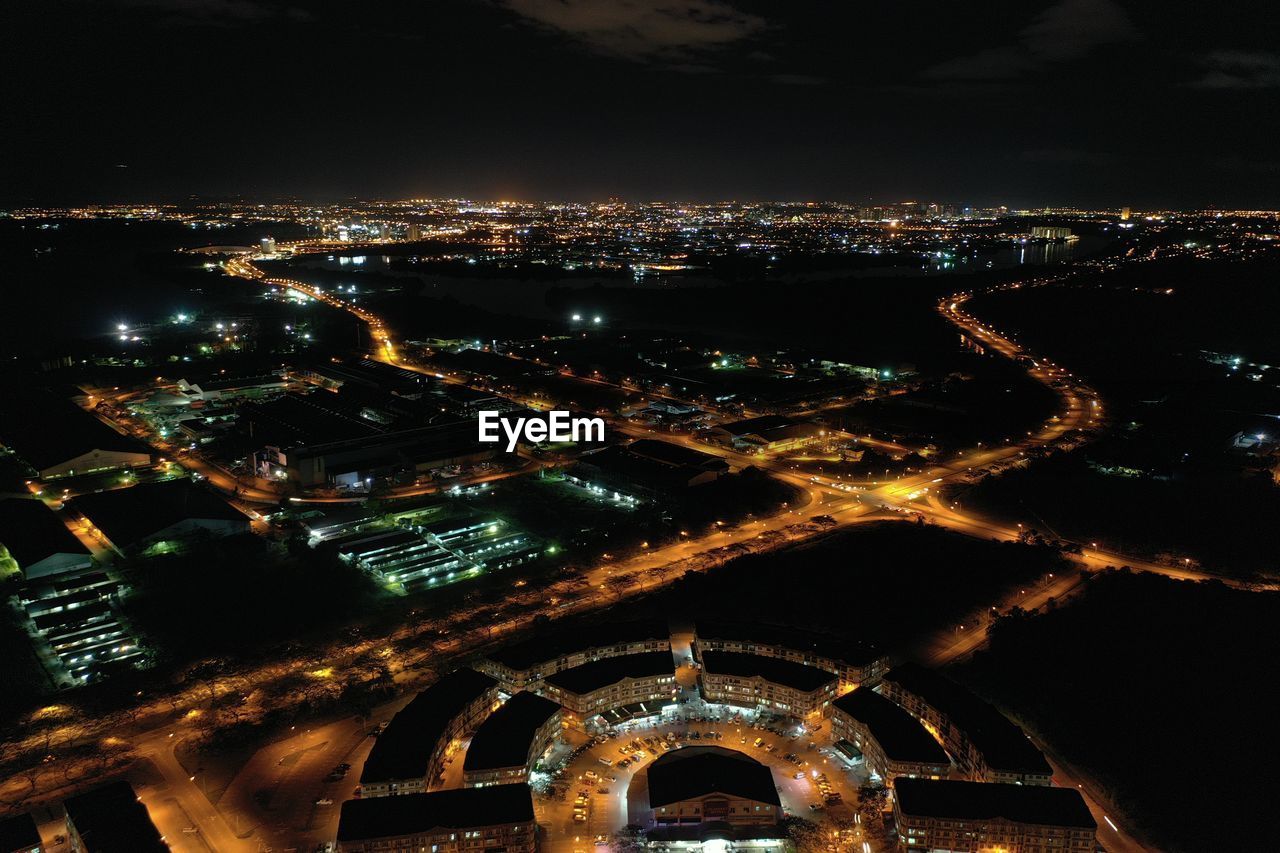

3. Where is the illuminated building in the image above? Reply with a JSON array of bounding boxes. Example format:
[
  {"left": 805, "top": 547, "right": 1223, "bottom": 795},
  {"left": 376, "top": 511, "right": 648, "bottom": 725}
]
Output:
[
  {"left": 462, "top": 691, "right": 563, "bottom": 787},
  {"left": 880, "top": 664, "right": 1052, "bottom": 785},
  {"left": 693, "top": 619, "right": 888, "bottom": 689},
  {"left": 335, "top": 784, "right": 537, "bottom": 853},
  {"left": 540, "top": 650, "right": 676, "bottom": 722},
  {"left": 475, "top": 618, "right": 671, "bottom": 690},
  {"left": 63, "top": 781, "right": 166, "bottom": 853},
  {"left": 697, "top": 650, "right": 838, "bottom": 721},
  {"left": 830, "top": 688, "right": 950, "bottom": 784},
  {"left": 648, "top": 746, "right": 780, "bottom": 827},
  {"left": 358, "top": 668, "right": 499, "bottom": 797},
  {"left": 893, "top": 778, "right": 1096, "bottom": 852}
]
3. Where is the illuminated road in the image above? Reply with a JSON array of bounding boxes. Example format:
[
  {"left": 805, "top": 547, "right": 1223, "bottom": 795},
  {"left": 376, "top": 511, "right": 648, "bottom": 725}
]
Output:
[{"left": 110, "top": 244, "right": 1223, "bottom": 853}]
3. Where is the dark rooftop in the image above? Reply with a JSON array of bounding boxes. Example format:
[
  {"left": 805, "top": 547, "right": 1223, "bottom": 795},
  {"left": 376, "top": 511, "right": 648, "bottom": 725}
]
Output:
[
  {"left": 336, "top": 784, "right": 535, "bottom": 842},
  {"left": 543, "top": 650, "right": 674, "bottom": 695},
  {"left": 696, "top": 619, "right": 884, "bottom": 667},
  {"left": 0, "top": 812, "right": 41, "bottom": 851},
  {"left": 700, "top": 650, "right": 837, "bottom": 692},
  {"left": 624, "top": 439, "right": 729, "bottom": 472},
  {"left": 894, "top": 778, "right": 1095, "bottom": 829},
  {"left": 715, "top": 415, "right": 796, "bottom": 436},
  {"left": 68, "top": 478, "right": 248, "bottom": 550},
  {"left": 0, "top": 391, "right": 151, "bottom": 473},
  {"left": 485, "top": 618, "right": 670, "bottom": 671},
  {"left": 883, "top": 664, "right": 1052, "bottom": 776},
  {"left": 360, "top": 668, "right": 498, "bottom": 784},
  {"left": 575, "top": 445, "right": 711, "bottom": 493},
  {"left": 648, "top": 746, "right": 781, "bottom": 808},
  {"left": 463, "top": 691, "right": 562, "bottom": 772},
  {"left": 0, "top": 498, "right": 90, "bottom": 570},
  {"left": 62, "top": 781, "right": 166, "bottom": 853},
  {"left": 832, "top": 688, "right": 949, "bottom": 765}
]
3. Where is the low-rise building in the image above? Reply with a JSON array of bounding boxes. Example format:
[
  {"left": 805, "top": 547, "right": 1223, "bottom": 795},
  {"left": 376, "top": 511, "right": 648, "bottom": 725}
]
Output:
[
  {"left": 63, "top": 781, "right": 166, "bottom": 853},
  {"left": 476, "top": 619, "right": 671, "bottom": 689},
  {"left": 0, "top": 497, "right": 93, "bottom": 580},
  {"left": 698, "top": 650, "right": 838, "bottom": 721},
  {"left": 705, "top": 415, "right": 821, "bottom": 453},
  {"left": 463, "top": 691, "right": 563, "bottom": 787},
  {"left": 569, "top": 439, "right": 728, "bottom": 500},
  {"left": 893, "top": 778, "right": 1096, "bottom": 852},
  {"left": 880, "top": 664, "right": 1052, "bottom": 785},
  {"left": 648, "top": 746, "right": 781, "bottom": 827},
  {"left": 335, "top": 783, "right": 537, "bottom": 853},
  {"left": 358, "top": 668, "right": 499, "bottom": 797},
  {"left": 831, "top": 688, "right": 950, "bottom": 784},
  {"left": 540, "top": 650, "right": 676, "bottom": 722},
  {"left": 0, "top": 392, "right": 153, "bottom": 481},
  {"left": 67, "top": 478, "right": 250, "bottom": 554},
  {"left": 693, "top": 619, "right": 888, "bottom": 689}
]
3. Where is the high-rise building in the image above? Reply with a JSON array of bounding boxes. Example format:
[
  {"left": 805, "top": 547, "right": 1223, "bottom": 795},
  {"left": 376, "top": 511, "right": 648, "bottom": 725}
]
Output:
[
  {"left": 259, "top": 236, "right": 276, "bottom": 255},
  {"left": 1121, "top": 206, "right": 1131, "bottom": 220}
]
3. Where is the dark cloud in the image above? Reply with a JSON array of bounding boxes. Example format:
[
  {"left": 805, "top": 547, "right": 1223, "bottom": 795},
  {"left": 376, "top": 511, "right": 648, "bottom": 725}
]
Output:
[
  {"left": 1193, "top": 51, "right": 1280, "bottom": 89},
  {"left": 924, "top": 0, "right": 1135, "bottom": 80},
  {"left": 497, "top": 0, "right": 764, "bottom": 63},
  {"left": 120, "top": 0, "right": 312, "bottom": 22}
]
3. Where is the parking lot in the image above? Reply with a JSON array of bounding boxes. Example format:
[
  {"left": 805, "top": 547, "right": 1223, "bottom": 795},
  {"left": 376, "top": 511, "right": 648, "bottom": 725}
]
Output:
[{"left": 528, "top": 705, "right": 869, "bottom": 853}]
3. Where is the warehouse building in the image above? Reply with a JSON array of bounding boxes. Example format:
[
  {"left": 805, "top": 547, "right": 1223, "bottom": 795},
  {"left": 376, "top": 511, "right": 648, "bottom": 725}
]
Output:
[
  {"left": 0, "top": 392, "right": 152, "bottom": 480},
  {"left": 0, "top": 497, "right": 93, "bottom": 580},
  {"left": 570, "top": 438, "right": 728, "bottom": 500},
  {"left": 704, "top": 415, "right": 822, "bottom": 453},
  {"left": 67, "top": 479, "right": 250, "bottom": 554}
]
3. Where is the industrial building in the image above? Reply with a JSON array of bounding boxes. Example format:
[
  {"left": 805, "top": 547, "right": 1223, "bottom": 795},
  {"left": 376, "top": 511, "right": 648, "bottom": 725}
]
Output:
[
  {"left": 0, "top": 497, "right": 93, "bottom": 579},
  {"left": 893, "top": 778, "right": 1096, "bottom": 853},
  {"left": 242, "top": 394, "right": 495, "bottom": 487},
  {"left": 704, "top": 415, "right": 822, "bottom": 453},
  {"left": 335, "top": 784, "right": 537, "bottom": 853},
  {"left": 0, "top": 498, "right": 143, "bottom": 685},
  {"left": 358, "top": 668, "right": 499, "bottom": 797},
  {"left": 830, "top": 687, "right": 951, "bottom": 784},
  {"left": 67, "top": 478, "right": 250, "bottom": 554},
  {"left": 322, "top": 513, "right": 542, "bottom": 594},
  {"left": 880, "top": 663, "right": 1053, "bottom": 785},
  {"left": 462, "top": 691, "right": 563, "bottom": 787},
  {"left": 0, "top": 392, "right": 152, "bottom": 480},
  {"left": 697, "top": 650, "right": 838, "bottom": 720},
  {"left": 569, "top": 438, "right": 728, "bottom": 500}
]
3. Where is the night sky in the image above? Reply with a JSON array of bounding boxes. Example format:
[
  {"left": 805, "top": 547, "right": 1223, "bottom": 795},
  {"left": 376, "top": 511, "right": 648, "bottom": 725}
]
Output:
[{"left": 3, "top": 0, "right": 1277, "bottom": 206}]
